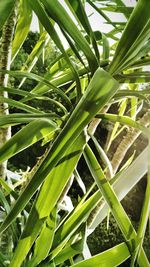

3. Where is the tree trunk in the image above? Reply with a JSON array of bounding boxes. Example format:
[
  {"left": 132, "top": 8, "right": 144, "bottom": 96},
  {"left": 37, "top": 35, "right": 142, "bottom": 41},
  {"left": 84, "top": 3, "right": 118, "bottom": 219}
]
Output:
[
  {"left": 110, "top": 110, "right": 150, "bottom": 175},
  {"left": 0, "top": 5, "right": 17, "bottom": 179}
]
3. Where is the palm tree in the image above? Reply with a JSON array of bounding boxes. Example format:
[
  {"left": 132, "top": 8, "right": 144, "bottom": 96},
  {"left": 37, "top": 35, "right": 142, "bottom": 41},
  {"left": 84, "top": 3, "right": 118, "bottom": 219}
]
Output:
[{"left": 0, "top": 0, "right": 150, "bottom": 266}]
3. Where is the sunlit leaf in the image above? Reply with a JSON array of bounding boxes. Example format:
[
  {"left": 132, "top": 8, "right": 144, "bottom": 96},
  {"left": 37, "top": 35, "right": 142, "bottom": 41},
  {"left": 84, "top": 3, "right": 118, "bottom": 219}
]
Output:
[
  {"left": 70, "top": 243, "right": 130, "bottom": 267},
  {"left": 109, "top": 0, "right": 150, "bottom": 74},
  {"left": 0, "top": 119, "right": 57, "bottom": 162},
  {"left": 11, "top": 0, "right": 32, "bottom": 61},
  {"left": 0, "top": 68, "right": 118, "bottom": 235},
  {"left": 0, "top": 0, "right": 16, "bottom": 31}
]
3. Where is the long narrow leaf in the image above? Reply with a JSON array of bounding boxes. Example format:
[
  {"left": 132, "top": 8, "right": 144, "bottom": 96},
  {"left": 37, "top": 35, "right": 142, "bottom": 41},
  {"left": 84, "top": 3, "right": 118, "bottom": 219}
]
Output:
[
  {"left": 10, "top": 133, "right": 86, "bottom": 267},
  {"left": 0, "top": 119, "right": 57, "bottom": 162},
  {"left": 0, "top": 113, "right": 58, "bottom": 128},
  {"left": 28, "top": 0, "right": 84, "bottom": 100},
  {"left": 0, "top": 68, "right": 118, "bottom": 234},
  {"left": 0, "top": 96, "right": 43, "bottom": 114},
  {"left": 97, "top": 113, "right": 150, "bottom": 137},
  {"left": 84, "top": 144, "right": 149, "bottom": 267},
  {"left": 54, "top": 225, "right": 86, "bottom": 265},
  {"left": 48, "top": 191, "right": 101, "bottom": 261},
  {"left": 70, "top": 243, "right": 130, "bottom": 267},
  {"left": 90, "top": 147, "right": 148, "bottom": 230},
  {"left": 131, "top": 142, "right": 150, "bottom": 265},
  {"left": 109, "top": 0, "right": 150, "bottom": 74},
  {"left": 28, "top": 207, "right": 57, "bottom": 267},
  {"left": 40, "top": 0, "right": 99, "bottom": 73},
  {"left": 67, "top": 0, "right": 99, "bottom": 60},
  {"left": 18, "top": 32, "right": 50, "bottom": 87},
  {"left": 0, "top": 69, "right": 71, "bottom": 107},
  {"left": 0, "top": 0, "right": 16, "bottom": 31},
  {"left": 11, "top": 0, "right": 32, "bottom": 61}
]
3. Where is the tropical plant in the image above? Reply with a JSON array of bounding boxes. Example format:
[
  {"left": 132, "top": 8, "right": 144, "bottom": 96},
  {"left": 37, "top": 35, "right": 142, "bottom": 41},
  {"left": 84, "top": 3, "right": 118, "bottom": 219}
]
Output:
[{"left": 0, "top": 0, "right": 150, "bottom": 266}]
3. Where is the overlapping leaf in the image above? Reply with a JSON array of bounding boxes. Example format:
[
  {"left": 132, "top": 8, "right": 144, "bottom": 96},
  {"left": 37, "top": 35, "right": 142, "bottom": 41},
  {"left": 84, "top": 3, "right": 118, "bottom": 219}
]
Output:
[
  {"left": 84, "top": 144, "right": 149, "bottom": 267},
  {"left": 109, "top": 0, "right": 150, "bottom": 74},
  {"left": 70, "top": 243, "right": 130, "bottom": 267},
  {"left": 0, "top": 0, "right": 16, "bottom": 31},
  {"left": 12, "top": 0, "right": 32, "bottom": 61},
  {"left": 10, "top": 133, "right": 86, "bottom": 267},
  {"left": 0, "top": 119, "right": 57, "bottom": 162},
  {"left": 0, "top": 68, "right": 118, "bottom": 239}
]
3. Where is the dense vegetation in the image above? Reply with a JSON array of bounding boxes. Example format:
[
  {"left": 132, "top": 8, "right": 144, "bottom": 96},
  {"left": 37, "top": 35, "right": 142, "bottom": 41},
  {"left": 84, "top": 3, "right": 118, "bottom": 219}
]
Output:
[{"left": 0, "top": 1, "right": 150, "bottom": 266}]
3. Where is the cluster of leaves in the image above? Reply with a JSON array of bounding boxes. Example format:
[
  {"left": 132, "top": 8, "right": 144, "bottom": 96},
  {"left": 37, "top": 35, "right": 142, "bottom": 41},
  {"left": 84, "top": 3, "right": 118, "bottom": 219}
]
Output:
[{"left": 0, "top": 0, "right": 150, "bottom": 267}]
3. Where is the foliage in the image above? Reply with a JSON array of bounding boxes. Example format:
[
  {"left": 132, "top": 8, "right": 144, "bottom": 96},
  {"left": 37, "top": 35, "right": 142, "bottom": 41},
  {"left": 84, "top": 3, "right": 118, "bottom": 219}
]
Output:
[
  {"left": 0, "top": 0, "right": 150, "bottom": 267},
  {"left": 88, "top": 215, "right": 150, "bottom": 266}
]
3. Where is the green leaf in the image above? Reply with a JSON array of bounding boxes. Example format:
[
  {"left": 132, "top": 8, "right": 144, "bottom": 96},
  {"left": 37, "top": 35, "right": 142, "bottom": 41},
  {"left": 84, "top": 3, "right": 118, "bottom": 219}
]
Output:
[
  {"left": 90, "top": 134, "right": 113, "bottom": 178},
  {"left": 70, "top": 243, "right": 130, "bottom": 267},
  {"left": 0, "top": 251, "right": 8, "bottom": 267},
  {"left": 131, "top": 56, "right": 150, "bottom": 68},
  {"left": 0, "top": 119, "right": 57, "bottom": 162},
  {"left": 0, "top": 113, "right": 58, "bottom": 128},
  {"left": 40, "top": 0, "right": 99, "bottom": 73},
  {"left": 0, "top": 178, "right": 18, "bottom": 200},
  {"left": 11, "top": 0, "right": 32, "bottom": 61},
  {"left": 96, "top": 113, "right": 150, "bottom": 137},
  {"left": 0, "top": 96, "right": 43, "bottom": 114},
  {"left": 0, "top": 67, "right": 118, "bottom": 235},
  {"left": 105, "top": 99, "right": 127, "bottom": 152},
  {"left": 84, "top": 144, "right": 149, "bottom": 267},
  {"left": 100, "top": 5, "right": 133, "bottom": 17},
  {"left": 115, "top": 71, "right": 150, "bottom": 84},
  {"left": 66, "top": 0, "right": 99, "bottom": 60},
  {"left": 0, "top": 177, "right": 31, "bottom": 214},
  {"left": 87, "top": 0, "right": 120, "bottom": 31},
  {"left": 48, "top": 190, "right": 101, "bottom": 261},
  {"left": 28, "top": 0, "right": 83, "bottom": 100},
  {"left": 131, "top": 142, "right": 150, "bottom": 266},
  {"left": 0, "top": 69, "right": 71, "bottom": 107},
  {"left": 18, "top": 32, "right": 50, "bottom": 87},
  {"left": 54, "top": 224, "right": 86, "bottom": 265},
  {"left": 0, "top": 86, "right": 68, "bottom": 114},
  {"left": 0, "top": 190, "right": 18, "bottom": 242},
  {"left": 114, "top": 90, "right": 148, "bottom": 101},
  {"left": 30, "top": 67, "right": 87, "bottom": 98},
  {"left": 0, "top": 86, "right": 40, "bottom": 98},
  {"left": 30, "top": 60, "right": 107, "bottom": 98},
  {"left": 10, "top": 133, "right": 86, "bottom": 267},
  {"left": 0, "top": 0, "right": 16, "bottom": 31},
  {"left": 29, "top": 207, "right": 57, "bottom": 267},
  {"left": 74, "top": 169, "right": 86, "bottom": 194},
  {"left": 102, "top": 33, "right": 110, "bottom": 61},
  {"left": 89, "top": 147, "right": 148, "bottom": 230},
  {"left": 109, "top": 0, "right": 150, "bottom": 74}
]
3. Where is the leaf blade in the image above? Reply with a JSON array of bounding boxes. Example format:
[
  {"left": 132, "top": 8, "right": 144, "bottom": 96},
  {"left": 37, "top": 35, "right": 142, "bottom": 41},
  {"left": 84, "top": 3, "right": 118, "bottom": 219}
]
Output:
[
  {"left": 0, "top": 119, "right": 57, "bottom": 162},
  {"left": 0, "top": 68, "right": 118, "bottom": 235}
]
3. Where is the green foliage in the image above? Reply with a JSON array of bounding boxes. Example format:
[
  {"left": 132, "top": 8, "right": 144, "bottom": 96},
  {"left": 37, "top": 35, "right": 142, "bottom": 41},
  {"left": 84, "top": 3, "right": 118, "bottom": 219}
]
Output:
[
  {"left": 0, "top": 0, "right": 16, "bottom": 31},
  {"left": 87, "top": 215, "right": 150, "bottom": 266},
  {"left": 0, "top": 0, "right": 150, "bottom": 266}
]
